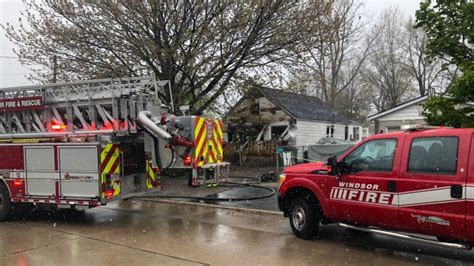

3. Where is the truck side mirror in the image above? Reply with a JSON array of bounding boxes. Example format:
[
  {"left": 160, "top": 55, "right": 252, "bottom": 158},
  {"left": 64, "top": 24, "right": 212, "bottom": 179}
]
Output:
[{"left": 327, "top": 156, "right": 340, "bottom": 176}]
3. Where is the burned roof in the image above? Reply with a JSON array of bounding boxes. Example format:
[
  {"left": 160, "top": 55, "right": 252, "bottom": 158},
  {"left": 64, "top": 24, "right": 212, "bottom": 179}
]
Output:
[{"left": 256, "top": 87, "right": 354, "bottom": 124}]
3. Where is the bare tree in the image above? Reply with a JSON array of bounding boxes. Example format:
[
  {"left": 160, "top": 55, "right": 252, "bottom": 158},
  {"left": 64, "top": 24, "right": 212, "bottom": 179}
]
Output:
[
  {"left": 291, "top": 0, "right": 376, "bottom": 108},
  {"left": 2, "top": 0, "right": 334, "bottom": 113},
  {"left": 404, "top": 18, "right": 448, "bottom": 97},
  {"left": 334, "top": 67, "right": 372, "bottom": 121},
  {"left": 363, "top": 8, "right": 415, "bottom": 112}
]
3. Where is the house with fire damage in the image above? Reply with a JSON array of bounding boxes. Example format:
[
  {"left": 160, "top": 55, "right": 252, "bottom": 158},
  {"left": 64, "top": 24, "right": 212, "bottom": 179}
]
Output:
[{"left": 224, "top": 87, "right": 364, "bottom": 148}]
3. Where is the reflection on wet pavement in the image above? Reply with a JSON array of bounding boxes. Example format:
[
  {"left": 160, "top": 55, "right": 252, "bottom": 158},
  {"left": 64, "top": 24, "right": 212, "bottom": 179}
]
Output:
[{"left": 0, "top": 200, "right": 473, "bottom": 265}]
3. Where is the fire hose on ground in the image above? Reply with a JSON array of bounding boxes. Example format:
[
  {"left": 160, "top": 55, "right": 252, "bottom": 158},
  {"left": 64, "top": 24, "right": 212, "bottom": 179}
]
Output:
[{"left": 123, "top": 179, "right": 276, "bottom": 202}]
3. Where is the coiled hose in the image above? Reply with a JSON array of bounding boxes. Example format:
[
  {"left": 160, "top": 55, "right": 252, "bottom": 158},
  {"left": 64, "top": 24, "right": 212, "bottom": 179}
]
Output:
[{"left": 123, "top": 179, "right": 276, "bottom": 202}]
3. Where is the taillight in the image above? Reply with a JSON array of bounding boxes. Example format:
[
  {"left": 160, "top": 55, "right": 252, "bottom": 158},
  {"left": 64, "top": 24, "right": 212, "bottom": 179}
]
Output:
[
  {"left": 14, "top": 179, "right": 23, "bottom": 186},
  {"left": 183, "top": 154, "right": 193, "bottom": 166},
  {"left": 105, "top": 190, "right": 114, "bottom": 198}
]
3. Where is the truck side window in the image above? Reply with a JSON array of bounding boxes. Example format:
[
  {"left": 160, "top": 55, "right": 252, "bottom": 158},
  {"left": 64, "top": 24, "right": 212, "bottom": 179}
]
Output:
[
  {"left": 408, "top": 137, "right": 458, "bottom": 174},
  {"left": 342, "top": 139, "right": 397, "bottom": 173}
]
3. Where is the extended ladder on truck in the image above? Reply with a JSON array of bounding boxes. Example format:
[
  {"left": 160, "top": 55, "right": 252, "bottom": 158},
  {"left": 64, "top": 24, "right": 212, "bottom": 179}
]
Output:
[
  {"left": 0, "top": 76, "right": 168, "bottom": 137},
  {"left": 0, "top": 76, "right": 229, "bottom": 222}
]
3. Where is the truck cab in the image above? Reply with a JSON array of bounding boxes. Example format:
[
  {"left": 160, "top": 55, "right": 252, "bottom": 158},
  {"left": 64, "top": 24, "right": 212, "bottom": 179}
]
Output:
[{"left": 278, "top": 127, "right": 474, "bottom": 247}]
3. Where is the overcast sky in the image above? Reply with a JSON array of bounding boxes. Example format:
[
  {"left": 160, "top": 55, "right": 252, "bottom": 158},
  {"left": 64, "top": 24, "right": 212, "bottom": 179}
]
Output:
[{"left": 0, "top": 0, "right": 422, "bottom": 88}]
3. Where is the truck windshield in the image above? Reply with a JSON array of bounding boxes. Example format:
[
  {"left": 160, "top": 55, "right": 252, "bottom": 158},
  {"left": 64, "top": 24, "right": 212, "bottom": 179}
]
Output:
[{"left": 342, "top": 139, "right": 397, "bottom": 173}]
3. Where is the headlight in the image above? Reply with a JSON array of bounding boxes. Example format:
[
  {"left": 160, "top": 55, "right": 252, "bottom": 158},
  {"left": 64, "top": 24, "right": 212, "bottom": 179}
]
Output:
[{"left": 279, "top": 174, "right": 286, "bottom": 184}]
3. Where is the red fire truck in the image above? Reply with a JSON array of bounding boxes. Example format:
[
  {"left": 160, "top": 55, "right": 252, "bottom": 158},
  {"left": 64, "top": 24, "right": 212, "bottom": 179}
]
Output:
[
  {"left": 0, "top": 77, "right": 228, "bottom": 221},
  {"left": 278, "top": 126, "right": 474, "bottom": 250}
]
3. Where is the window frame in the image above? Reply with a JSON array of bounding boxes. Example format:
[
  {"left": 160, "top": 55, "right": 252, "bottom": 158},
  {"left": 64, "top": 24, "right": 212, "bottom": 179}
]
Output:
[
  {"left": 270, "top": 125, "right": 288, "bottom": 139},
  {"left": 407, "top": 136, "right": 459, "bottom": 175},
  {"left": 326, "top": 125, "right": 335, "bottom": 138},
  {"left": 352, "top": 127, "right": 360, "bottom": 141}
]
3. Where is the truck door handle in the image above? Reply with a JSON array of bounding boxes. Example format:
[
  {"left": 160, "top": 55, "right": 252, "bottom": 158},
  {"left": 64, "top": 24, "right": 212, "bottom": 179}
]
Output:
[
  {"left": 387, "top": 181, "right": 396, "bottom": 192},
  {"left": 451, "top": 185, "right": 463, "bottom": 199}
]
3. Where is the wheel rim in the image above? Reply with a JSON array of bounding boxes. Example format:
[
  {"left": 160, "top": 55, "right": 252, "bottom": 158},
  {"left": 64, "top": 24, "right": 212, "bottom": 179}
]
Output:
[
  {"left": 292, "top": 206, "right": 306, "bottom": 231},
  {"left": 0, "top": 194, "right": 3, "bottom": 208}
]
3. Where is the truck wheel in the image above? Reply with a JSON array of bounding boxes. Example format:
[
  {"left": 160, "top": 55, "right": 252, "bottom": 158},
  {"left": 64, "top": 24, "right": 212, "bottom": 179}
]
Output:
[
  {"left": 289, "top": 198, "right": 320, "bottom": 239},
  {"left": 0, "top": 182, "right": 12, "bottom": 221}
]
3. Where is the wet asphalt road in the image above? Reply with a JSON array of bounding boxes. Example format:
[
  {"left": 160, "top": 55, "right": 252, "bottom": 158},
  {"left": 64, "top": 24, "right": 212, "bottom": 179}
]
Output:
[
  {"left": 1, "top": 200, "right": 474, "bottom": 265},
  {"left": 190, "top": 183, "right": 280, "bottom": 212}
]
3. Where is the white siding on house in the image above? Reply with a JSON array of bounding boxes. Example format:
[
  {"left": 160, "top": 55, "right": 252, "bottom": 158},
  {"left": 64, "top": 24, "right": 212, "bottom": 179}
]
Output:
[
  {"left": 378, "top": 103, "right": 425, "bottom": 122},
  {"left": 295, "top": 120, "right": 362, "bottom": 147},
  {"left": 375, "top": 101, "right": 427, "bottom": 133},
  {"left": 295, "top": 121, "right": 326, "bottom": 147},
  {"left": 334, "top": 124, "right": 346, "bottom": 140}
]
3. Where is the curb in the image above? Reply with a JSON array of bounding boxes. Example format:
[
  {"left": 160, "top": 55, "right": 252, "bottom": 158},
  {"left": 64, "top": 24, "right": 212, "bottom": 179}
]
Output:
[{"left": 137, "top": 198, "right": 283, "bottom": 216}]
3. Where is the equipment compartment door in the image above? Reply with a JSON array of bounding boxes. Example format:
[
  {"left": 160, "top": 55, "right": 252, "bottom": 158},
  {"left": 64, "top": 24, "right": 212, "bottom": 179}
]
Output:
[
  {"left": 59, "top": 146, "right": 99, "bottom": 198},
  {"left": 25, "top": 146, "right": 56, "bottom": 196}
]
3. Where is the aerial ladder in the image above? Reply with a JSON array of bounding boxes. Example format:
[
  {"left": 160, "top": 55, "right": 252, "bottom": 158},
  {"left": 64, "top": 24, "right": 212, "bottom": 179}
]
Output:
[{"left": 0, "top": 76, "right": 228, "bottom": 221}]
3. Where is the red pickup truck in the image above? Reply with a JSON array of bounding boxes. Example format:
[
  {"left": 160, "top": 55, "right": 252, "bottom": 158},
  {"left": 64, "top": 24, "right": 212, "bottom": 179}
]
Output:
[{"left": 278, "top": 127, "right": 474, "bottom": 249}]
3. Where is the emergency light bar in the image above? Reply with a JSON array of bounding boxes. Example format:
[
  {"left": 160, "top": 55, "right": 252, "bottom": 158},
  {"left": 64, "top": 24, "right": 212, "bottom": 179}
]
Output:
[
  {"left": 401, "top": 124, "right": 419, "bottom": 131},
  {"left": 401, "top": 124, "right": 451, "bottom": 131}
]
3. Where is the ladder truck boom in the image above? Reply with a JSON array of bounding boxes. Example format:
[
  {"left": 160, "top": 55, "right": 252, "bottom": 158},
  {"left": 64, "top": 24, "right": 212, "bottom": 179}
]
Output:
[{"left": 0, "top": 76, "right": 160, "bottom": 137}]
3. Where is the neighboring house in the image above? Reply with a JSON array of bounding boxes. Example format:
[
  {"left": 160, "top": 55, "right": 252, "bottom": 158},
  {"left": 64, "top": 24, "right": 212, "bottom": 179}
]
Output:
[
  {"left": 225, "top": 87, "right": 363, "bottom": 147},
  {"left": 367, "top": 95, "right": 428, "bottom": 133}
]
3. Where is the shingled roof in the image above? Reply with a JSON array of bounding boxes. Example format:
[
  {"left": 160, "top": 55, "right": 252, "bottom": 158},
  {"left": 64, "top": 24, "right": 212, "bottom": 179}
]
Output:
[{"left": 256, "top": 87, "right": 354, "bottom": 124}]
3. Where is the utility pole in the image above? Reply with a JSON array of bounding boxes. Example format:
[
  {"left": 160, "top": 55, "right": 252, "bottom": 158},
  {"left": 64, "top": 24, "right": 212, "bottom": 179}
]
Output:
[{"left": 52, "top": 55, "right": 57, "bottom": 83}]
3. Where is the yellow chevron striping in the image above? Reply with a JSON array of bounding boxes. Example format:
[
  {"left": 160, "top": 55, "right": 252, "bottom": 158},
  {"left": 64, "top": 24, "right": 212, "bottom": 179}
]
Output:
[
  {"left": 215, "top": 119, "right": 223, "bottom": 140},
  {"left": 195, "top": 122, "right": 207, "bottom": 160},
  {"left": 216, "top": 139, "right": 223, "bottom": 159},
  {"left": 214, "top": 120, "right": 223, "bottom": 158},
  {"left": 145, "top": 161, "right": 156, "bottom": 189},
  {"left": 211, "top": 131, "right": 219, "bottom": 160},
  {"left": 194, "top": 117, "right": 204, "bottom": 138},
  {"left": 112, "top": 181, "right": 121, "bottom": 196},
  {"left": 208, "top": 144, "right": 215, "bottom": 164},
  {"left": 103, "top": 148, "right": 120, "bottom": 174},
  {"left": 100, "top": 143, "right": 114, "bottom": 162},
  {"left": 199, "top": 143, "right": 209, "bottom": 166}
]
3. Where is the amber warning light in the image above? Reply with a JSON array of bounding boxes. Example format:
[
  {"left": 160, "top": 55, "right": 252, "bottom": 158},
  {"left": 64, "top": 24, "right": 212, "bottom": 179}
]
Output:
[{"left": 51, "top": 124, "right": 67, "bottom": 130}]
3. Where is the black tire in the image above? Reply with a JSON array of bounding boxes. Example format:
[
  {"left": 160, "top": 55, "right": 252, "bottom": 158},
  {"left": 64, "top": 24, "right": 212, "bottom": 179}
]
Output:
[
  {"left": 0, "top": 182, "right": 12, "bottom": 221},
  {"left": 289, "top": 197, "right": 320, "bottom": 239}
]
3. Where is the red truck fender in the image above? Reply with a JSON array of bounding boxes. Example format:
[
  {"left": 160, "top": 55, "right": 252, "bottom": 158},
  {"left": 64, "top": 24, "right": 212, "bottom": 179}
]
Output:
[
  {"left": 0, "top": 179, "right": 12, "bottom": 197},
  {"left": 279, "top": 176, "right": 329, "bottom": 217}
]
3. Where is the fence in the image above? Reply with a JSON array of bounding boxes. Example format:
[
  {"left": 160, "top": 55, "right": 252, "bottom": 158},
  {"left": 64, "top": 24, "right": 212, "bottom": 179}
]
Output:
[
  {"left": 224, "top": 139, "right": 284, "bottom": 166},
  {"left": 275, "top": 143, "right": 354, "bottom": 174},
  {"left": 275, "top": 146, "right": 310, "bottom": 174},
  {"left": 224, "top": 140, "right": 354, "bottom": 170}
]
